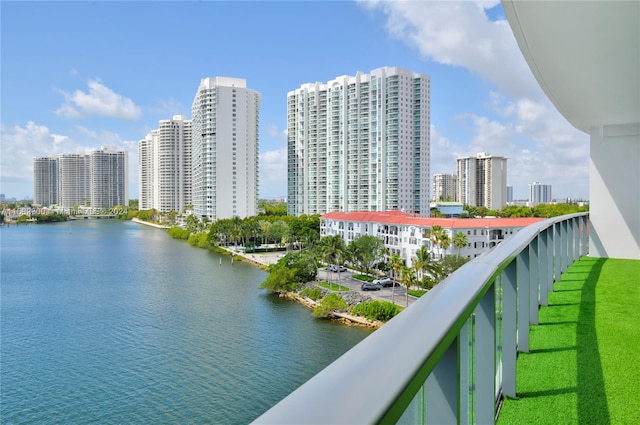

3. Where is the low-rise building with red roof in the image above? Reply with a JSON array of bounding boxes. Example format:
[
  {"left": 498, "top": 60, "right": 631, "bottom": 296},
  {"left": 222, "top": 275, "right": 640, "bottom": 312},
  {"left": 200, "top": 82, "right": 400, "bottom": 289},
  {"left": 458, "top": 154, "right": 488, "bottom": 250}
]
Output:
[{"left": 320, "top": 210, "right": 545, "bottom": 266}]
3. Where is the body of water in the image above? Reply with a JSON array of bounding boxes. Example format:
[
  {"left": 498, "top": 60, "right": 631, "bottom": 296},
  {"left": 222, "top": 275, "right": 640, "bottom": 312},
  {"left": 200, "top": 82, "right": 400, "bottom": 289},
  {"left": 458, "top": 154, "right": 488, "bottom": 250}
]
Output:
[{"left": 0, "top": 220, "right": 372, "bottom": 424}]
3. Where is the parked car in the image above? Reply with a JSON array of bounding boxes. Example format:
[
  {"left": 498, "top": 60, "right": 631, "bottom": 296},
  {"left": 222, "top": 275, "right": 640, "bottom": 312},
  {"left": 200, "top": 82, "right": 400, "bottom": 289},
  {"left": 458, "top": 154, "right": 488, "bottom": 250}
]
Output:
[
  {"left": 373, "top": 277, "right": 393, "bottom": 287},
  {"left": 328, "top": 265, "right": 347, "bottom": 272},
  {"left": 361, "top": 282, "right": 382, "bottom": 291}
]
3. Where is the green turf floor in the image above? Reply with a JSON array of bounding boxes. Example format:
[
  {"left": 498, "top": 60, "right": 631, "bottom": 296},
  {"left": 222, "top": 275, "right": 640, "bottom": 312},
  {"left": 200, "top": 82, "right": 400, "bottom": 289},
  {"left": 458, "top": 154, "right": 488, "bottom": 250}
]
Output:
[{"left": 498, "top": 257, "right": 640, "bottom": 425}]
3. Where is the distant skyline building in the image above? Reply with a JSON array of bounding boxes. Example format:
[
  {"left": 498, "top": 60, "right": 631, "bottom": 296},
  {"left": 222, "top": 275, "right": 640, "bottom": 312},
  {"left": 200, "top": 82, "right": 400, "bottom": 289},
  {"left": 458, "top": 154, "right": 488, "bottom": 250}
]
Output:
[
  {"left": 139, "top": 115, "right": 192, "bottom": 213},
  {"left": 191, "top": 77, "right": 261, "bottom": 220},
  {"left": 432, "top": 173, "right": 458, "bottom": 202},
  {"left": 457, "top": 152, "right": 508, "bottom": 210},
  {"left": 287, "top": 66, "right": 431, "bottom": 216},
  {"left": 35, "top": 149, "right": 128, "bottom": 209},
  {"left": 90, "top": 147, "right": 128, "bottom": 209},
  {"left": 507, "top": 185, "right": 514, "bottom": 203},
  {"left": 33, "top": 157, "right": 58, "bottom": 207},
  {"left": 58, "top": 153, "right": 91, "bottom": 208},
  {"left": 529, "top": 181, "right": 552, "bottom": 206}
]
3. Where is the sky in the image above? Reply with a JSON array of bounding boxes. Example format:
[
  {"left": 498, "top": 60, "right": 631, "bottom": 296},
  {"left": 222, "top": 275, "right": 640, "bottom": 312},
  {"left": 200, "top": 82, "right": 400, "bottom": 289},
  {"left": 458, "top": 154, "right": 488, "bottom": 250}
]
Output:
[{"left": 1, "top": 0, "right": 590, "bottom": 202}]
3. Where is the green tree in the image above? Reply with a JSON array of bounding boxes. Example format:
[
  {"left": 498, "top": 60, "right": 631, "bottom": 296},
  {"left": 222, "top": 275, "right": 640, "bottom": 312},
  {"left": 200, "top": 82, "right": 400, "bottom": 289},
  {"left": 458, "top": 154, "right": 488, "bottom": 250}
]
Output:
[
  {"left": 312, "top": 293, "right": 348, "bottom": 318},
  {"left": 185, "top": 214, "right": 202, "bottom": 233},
  {"left": 259, "top": 266, "right": 298, "bottom": 293},
  {"left": 453, "top": 231, "right": 468, "bottom": 256},
  {"left": 412, "top": 246, "right": 441, "bottom": 287},
  {"left": 439, "top": 255, "right": 471, "bottom": 278},
  {"left": 400, "top": 266, "right": 417, "bottom": 307},
  {"left": 389, "top": 253, "right": 404, "bottom": 305},
  {"left": 348, "top": 234, "right": 385, "bottom": 276},
  {"left": 319, "top": 235, "right": 346, "bottom": 289},
  {"left": 267, "top": 220, "right": 289, "bottom": 247}
]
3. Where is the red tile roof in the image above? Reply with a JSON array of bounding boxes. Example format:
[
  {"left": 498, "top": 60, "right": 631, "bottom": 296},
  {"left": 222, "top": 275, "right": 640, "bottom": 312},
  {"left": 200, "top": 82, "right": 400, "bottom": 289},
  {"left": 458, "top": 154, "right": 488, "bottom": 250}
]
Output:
[{"left": 320, "top": 211, "right": 545, "bottom": 229}]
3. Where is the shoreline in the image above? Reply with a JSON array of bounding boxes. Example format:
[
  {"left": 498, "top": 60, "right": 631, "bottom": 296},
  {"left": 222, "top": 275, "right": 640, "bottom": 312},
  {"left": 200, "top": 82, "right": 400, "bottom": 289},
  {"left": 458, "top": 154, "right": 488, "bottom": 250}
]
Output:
[
  {"left": 131, "top": 217, "right": 170, "bottom": 229},
  {"left": 154, "top": 225, "right": 384, "bottom": 329}
]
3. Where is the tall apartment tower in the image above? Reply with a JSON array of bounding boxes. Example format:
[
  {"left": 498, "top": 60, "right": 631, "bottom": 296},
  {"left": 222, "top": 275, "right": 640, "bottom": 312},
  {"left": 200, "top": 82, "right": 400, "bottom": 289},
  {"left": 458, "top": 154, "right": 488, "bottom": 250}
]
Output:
[
  {"left": 58, "top": 154, "right": 91, "bottom": 208},
  {"left": 138, "top": 115, "right": 192, "bottom": 213},
  {"left": 191, "top": 77, "right": 261, "bottom": 220},
  {"left": 287, "top": 66, "right": 431, "bottom": 216},
  {"left": 529, "top": 182, "right": 552, "bottom": 206},
  {"left": 457, "top": 152, "right": 508, "bottom": 210},
  {"left": 33, "top": 157, "right": 58, "bottom": 206},
  {"left": 90, "top": 147, "right": 128, "bottom": 209},
  {"left": 432, "top": 173, "right": 458, "bottom": 201}
]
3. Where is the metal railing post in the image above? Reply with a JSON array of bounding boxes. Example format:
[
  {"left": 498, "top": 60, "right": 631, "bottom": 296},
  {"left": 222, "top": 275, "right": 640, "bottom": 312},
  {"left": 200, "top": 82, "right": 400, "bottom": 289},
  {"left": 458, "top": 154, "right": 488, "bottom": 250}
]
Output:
[
  {"left": 554, "top": 222, "right": 562, "bottom": 282},
  {"left": 529, "top": 236, "right": 540, "bottom": 325},
  {"left": 561, "top": 220, "right": 568, "bottom": 274},
  {"left": 517, "top": 249, "right": 530, "bottom": 352},
  {"left": 501, "top": 261, "right": 517, "bottom": 398},
  {"left": 474, "top": 284, "right": 496, "bottom": 424},
  {"left": 539, "top": 229, "right": 549, "bottom": 306}
]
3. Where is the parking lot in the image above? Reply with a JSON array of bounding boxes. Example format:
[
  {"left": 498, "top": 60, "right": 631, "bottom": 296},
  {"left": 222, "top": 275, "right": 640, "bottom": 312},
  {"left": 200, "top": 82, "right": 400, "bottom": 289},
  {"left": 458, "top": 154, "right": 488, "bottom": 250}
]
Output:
[{"left": 317, "top": 268, "right": 417, "bottom": 308}]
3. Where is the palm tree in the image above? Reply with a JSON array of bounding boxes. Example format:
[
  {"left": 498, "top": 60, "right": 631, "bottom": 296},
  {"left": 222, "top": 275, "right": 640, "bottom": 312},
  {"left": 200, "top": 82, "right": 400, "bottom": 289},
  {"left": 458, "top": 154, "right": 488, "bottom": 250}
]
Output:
[
  {"left": 453, "top": 231, "right": 468, "bottom": 257},
  {"left": 389, "top": 253, "right": 404, "bottom": 305},
  {"left": 400, "top": 266, "right": 416, "bottom": 307},
  {"left": 439, "top": 232, "right": 451, "bottom": 258},
  {"left": 319, "top": 235, "right": 346, "bottom": 290},
  {"left": 427, "top": 225, "right": 450, "bottom": 259},
  {"left": 412, "top": 246, "right": 430, "bottom": 282}
]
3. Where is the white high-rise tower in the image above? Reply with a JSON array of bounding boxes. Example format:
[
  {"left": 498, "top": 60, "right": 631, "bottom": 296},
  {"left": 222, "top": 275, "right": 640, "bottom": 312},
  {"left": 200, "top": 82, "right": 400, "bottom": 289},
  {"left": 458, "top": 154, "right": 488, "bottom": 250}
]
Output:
[
  {"left": 287, "top": 66, "right": 431, "bottom": 216},
  {"left": 90, "top": 147, "right": 128, "bottom": 209},
  {"left": 58, "top": 153, "right": 90, "bottom": 208},
  {"left": 33, "top": 157, "right": 58, "bottom": 207},
  {"left": 138, "top": 115, "right": 192, "bottom": 213},
  {"left": 191, "top": 77, "right": 261, "bottom": 220},
  {"left": 457, "top": 152, "right": 508, "bottom": 210}
]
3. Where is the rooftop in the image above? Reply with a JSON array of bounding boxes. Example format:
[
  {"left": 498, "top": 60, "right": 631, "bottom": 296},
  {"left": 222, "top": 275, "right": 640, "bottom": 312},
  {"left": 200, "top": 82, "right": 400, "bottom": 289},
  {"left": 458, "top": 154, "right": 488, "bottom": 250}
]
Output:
[{"left": 321, "top": 210, "right": 544, "bottom": 229}]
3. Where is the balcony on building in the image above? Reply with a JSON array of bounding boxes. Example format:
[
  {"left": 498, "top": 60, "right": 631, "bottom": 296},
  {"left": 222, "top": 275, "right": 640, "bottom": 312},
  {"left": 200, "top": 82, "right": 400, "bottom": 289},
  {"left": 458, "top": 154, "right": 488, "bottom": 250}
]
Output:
[{"left": 253, "top": 1, "right": 639, "bottom": 424}]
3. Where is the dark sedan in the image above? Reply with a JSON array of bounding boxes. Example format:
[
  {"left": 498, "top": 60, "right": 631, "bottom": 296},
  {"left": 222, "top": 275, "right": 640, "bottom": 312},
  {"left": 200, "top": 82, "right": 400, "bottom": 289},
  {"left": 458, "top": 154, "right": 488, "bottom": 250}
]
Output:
[{"left": 361, "top": 282, "right": 382, "bottom": 291}]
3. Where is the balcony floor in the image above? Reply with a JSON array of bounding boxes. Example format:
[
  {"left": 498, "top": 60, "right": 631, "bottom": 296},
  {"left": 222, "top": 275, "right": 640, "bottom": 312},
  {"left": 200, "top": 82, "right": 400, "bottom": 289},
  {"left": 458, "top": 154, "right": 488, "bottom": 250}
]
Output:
[{"left": 498, "top": 256, "right": 640, "bottom": 424}]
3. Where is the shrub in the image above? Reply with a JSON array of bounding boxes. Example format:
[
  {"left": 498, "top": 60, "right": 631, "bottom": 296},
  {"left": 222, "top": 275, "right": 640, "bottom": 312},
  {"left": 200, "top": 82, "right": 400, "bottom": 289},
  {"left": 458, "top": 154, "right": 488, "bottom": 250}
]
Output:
[
  {"left": 300, "top": 287, "right": 322, "bottom": 301},
  {"left": 352, "top": 300, "right": 402, "bottom": 322},
  {"left": 187, "top": 232, "right": 210, "bottom": 248},
  {"left": 312, "top": 293, "right": 348, "bottom": 318},
  {"left": 352, "top": 274, "right": 375, "bottom": 282},
  {"left": 168, "top": 227, "right": 191, "bottom": 240}
]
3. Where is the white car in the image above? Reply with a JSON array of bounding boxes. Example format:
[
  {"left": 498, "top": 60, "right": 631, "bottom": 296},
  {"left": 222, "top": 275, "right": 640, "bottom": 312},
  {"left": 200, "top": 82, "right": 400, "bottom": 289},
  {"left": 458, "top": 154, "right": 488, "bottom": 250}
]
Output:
[{"left": 372, "top": 278, "right": 393, "bottom": 287}]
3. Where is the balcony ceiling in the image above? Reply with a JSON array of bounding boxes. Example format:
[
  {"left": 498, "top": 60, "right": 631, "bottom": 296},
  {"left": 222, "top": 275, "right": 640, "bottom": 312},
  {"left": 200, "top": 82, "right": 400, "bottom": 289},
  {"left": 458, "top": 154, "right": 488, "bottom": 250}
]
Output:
[{"left": 502, "top": 1, "right": 640, "bottom": 133}]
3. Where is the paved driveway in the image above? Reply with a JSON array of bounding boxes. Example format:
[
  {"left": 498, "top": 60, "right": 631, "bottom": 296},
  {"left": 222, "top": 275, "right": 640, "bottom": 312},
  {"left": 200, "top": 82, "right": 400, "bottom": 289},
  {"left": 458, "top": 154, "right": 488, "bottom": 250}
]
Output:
[{"left": 317, "top": 268, "right": 417, "bottom": 308}]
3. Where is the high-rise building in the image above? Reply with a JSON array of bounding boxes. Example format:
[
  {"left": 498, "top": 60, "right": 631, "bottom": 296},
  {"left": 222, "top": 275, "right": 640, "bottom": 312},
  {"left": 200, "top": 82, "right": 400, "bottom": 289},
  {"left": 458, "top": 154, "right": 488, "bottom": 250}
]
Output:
[
  {"left": 191, "top": 77, "right": 260, "bottom": 220},
  {"left": 506, "top": 185, "right": 514, "bottom": 203},
  {"left": 457, "top": 152, "right": 508, "bottom": 210},
  {"left": 138, "top": 115, "right": 192, "bottom": 213},
  {"left": 58, "top": 154, "right": 91, "bottom": 208},
  {"left": 529, "top": 182, "right": 552, "bottom": 206},
  {"left": 90, "top": 147, "right": 128, "bottom": 209},
  {"left": 33, "top": 157, "right": 58, "bottom": 206},
  {"left": 287, "top": 66, "right": 431, "bottom": 216},
  {"left": 432, "top": 173, "right": 458, "bottom": 202}
]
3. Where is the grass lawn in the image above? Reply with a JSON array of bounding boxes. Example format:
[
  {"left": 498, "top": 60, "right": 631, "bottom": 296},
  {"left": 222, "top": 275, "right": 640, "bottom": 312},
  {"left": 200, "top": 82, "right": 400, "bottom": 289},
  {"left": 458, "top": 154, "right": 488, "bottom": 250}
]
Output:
[
  {"left": 318, "top": 282, "right": 350, "bottom": 292},
  {"left": 498, "top": 257, "right": 640, "bottom": 424}
]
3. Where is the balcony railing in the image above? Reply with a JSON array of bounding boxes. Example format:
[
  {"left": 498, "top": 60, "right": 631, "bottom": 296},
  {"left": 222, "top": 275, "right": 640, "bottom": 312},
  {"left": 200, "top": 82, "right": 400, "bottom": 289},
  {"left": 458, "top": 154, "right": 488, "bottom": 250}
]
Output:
[{"left": 253, "top": 212, "right": 589, "bottom": 424}]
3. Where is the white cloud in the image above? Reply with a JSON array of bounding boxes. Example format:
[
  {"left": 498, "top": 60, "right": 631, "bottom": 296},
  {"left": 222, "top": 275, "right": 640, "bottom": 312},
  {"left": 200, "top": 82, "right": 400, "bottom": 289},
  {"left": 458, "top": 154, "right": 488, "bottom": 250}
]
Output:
[
  {"left": 54, "top": 79, "right": 142, "bottom": 120},
  {"left": 266, "top": 124, "right": 287, "bottom": 142},
  {"left": 359, "top": 0, "right": 541, "bottom": 100},
  {"left": 360, "top": 0, "right": 590, "bottom": 199},
  {"left": 259, "top": 147, "right": 287, "bottom": 199}
]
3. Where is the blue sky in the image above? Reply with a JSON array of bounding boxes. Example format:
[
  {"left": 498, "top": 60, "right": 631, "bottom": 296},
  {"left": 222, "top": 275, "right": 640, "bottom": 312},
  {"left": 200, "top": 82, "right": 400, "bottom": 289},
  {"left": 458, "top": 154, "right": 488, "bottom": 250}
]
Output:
[{"left": 1, "top": 1, "right": 589, "bottom": 202}]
